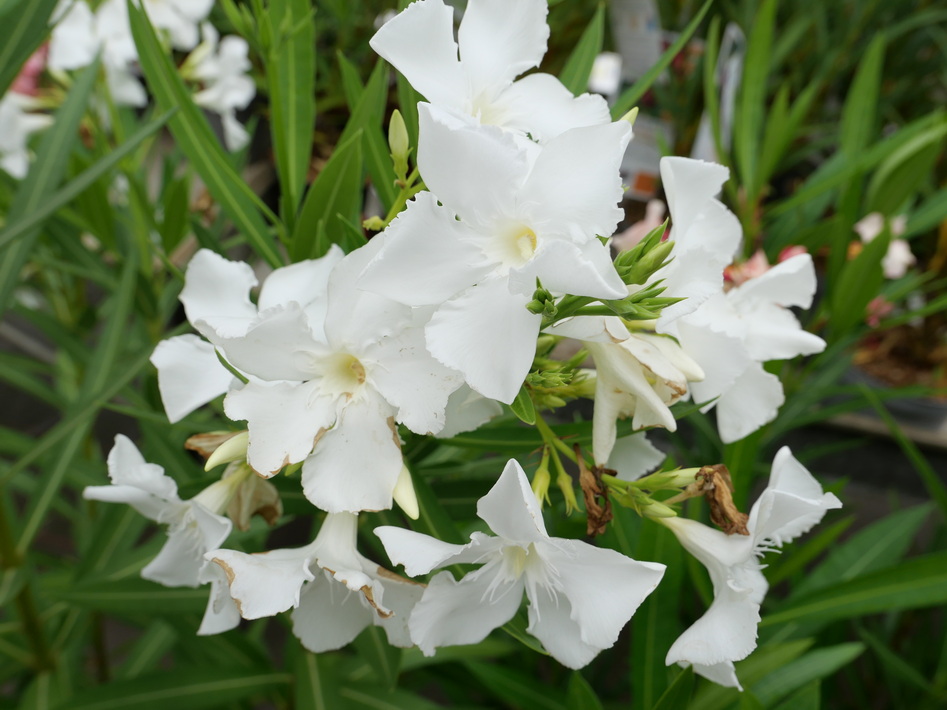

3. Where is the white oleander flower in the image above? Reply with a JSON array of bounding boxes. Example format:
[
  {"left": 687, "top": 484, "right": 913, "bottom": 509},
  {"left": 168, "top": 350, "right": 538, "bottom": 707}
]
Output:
[
  {"left": 0, "top": 92, "right": 52, "bottom": 178},
  {"left": 371, "top": 0, "right": 609, "bottom": 144},
  {"left": 208, "top": 512, "right": 423, "bottom": 652},
  {"left": 548, "top": 315, "right": 703, "bottom": 465},
  {"left": 49, "top": 0, "right": 214, "bottom": 107},
  {"left": 675, "top": 253, "right": 826, "bottom": 443},
  {"left": 156, "top": 244, "right": 463, "bottom": 514},
  {"left": 854, "top": 212, "right": 916, "bottom": 279},
  {"left": 360, "top": 103, "right": 630, "bottom": 403},
  {"left": 662, "top": 447, "right": 841, "bottom": 689},
  {"left": 189, "top": 23, "right": 256, "bottom": 151},
  {"left": 376, "top": 459, "right": 666, "bottom": 669},
  {"left": 83, "top": 434, "right": 234, "bottom": 588}
]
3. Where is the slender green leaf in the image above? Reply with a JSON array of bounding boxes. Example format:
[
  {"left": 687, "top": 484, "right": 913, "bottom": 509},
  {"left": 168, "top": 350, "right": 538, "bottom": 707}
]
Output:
[
  {"left": 292, "top": 130, "right": 363, "bottom": 260},
  {"left": 51, "top": 669, "right": 291, "bottom": 710},
  {"left": 128, "top": 1, "right": 282, "bottom": 267},
  {"left": 752, "top": 643, "right": 864, "bottom": 706},
  {"left": 772, "top": 681, "right": 820, "bottom": 710},
  {"left": 352, "top": 625, "right": 402, "bottom": 692},
  {"left": 464, "top": 662, "right": 567, "bottom": 710},
  {"left": 860, "top": 385, "right": 947, "bottom": 518},
  {"left": 612, "top": 0, "right": 713, "bottom": 118},
  {"left": 115, "top": 622, "right": 178, "bottom": 680},
  {"left": 791, "top": 504, "right": 932, "bottom": 598},
  {"left": 0, "top": 0, "right": 58, "bottom": 97},
  {"left": 652, "top": 667, "right": 693, "bottom": 710},
  {"left": 0, "top": 58, "right": 99, "bottom": 316},
  {"left": 734, "top": 0, "right": 775, "bottom": 198},
  {"left": 294, "top": 651, "right": 343, "bottom": 710},
  {"left": 866, "top": 121, "right": 947, "bottom": 216},
  {"left": 558, "top": 3, "right": 604, "bottom": 95},
  {"left": 564, "top": 672, "right": 602, "bottom": 710},
  {"left": 857, "top": 626, "right": 941, "bottom": 698},
  {"left": 828, "top": 222, "right": 889, "bottom": 337},
  {"left": 338, "top": 686, "right": 442, "bottom": 710},
  {"left": 267, "top": 0, "right": 315, "bottom": 228},
  {"left": 840, "top": 35, "right": 885, "bottom": 157},
  {"left": 0, "top": 110, "right": 175, "bottom": 254},
  {"left": 904, "top": 185, "right": 947, "bottom": 238},
  {"left": 510, "top": 386, "right": 536, "bottom": 425},
  {"left": 763, "top": 552, "right": 947, "bottom": 627},
  {"left": 766, "top": 516, "right": 853, "bottom": 586},
  {"left": 55, "top": 578, "right": 209, "bottom": 614}
]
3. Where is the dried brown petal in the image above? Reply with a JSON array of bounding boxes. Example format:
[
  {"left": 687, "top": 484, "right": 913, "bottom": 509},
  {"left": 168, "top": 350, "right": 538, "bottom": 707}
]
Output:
[
  {"left": 696, "top": 464, "right": 749, "bottom": 536},
  {"left": 577, "top": 446, "right": 613, "bottom": 537}
]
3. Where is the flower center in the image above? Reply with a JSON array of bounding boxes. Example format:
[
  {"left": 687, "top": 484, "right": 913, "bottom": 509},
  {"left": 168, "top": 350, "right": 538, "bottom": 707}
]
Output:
[
  {"left": 490, "top": 223, "right": 538, "bottom": 269},
  {"left": 321, "top": 352, "right": 367, "bottom": 399}
]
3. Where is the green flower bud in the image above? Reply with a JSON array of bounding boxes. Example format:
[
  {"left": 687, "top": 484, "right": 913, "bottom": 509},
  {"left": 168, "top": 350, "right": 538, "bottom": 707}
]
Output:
[{"left": 388, "top": 109, "right": 410, "bottom": 181}]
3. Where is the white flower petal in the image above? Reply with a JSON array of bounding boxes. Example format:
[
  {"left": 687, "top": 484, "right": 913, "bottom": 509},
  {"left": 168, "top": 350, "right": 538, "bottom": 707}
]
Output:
[
  {"left": 435, "top": 385, "right": 503, "bottom": 439},
  {"left": 291, "top": 572, "right": 374, "bottom": 652},
  {"left": 522, "top": 121, "right": 631, "bottom": 241},
  {"left": 543, "top": 541, "right": 665, "bottom": 654},
  {"left": 301, "top": 393, "right": 403, "bottom": 513},
  {"left": 84, "top": 435, "right": 179, "bottom": 521},
  {"left": 477, "top": 460, "right": 548, "bottom": 543},
  {"left": 49, "top": 1, "right": 99, "bottom": 71},
  {"left": 409, "top": 568, "right": 523, "bottom": 655},
  {"left": 425, "top": 276, "right": 540, "bottom": 404},
  {"left": 511, "top": 238, "right": 626, "bottom": 300},
  {"left": 714, "top": 363, "right": 784, "bottom": 444},
  {"left": 688, "top": 661, "right": 742, "bottom": 690},
  {"left": 359, "top": 192, "right": 490, "bottom": 306},
  {"left": 225, "top": 380, "right": 336, "bottom": 476},
  {"left": 216, "top": 303, "right": 329, "bottom": 382},
  {"left": 373, "top": 567, "right": 426, "bottom": 647},
  {"left": 151, "top": 335, "right": 234, "bottom": 423},
  {"left": 142, "top": 502, "right": 231, "bottom": 589},
  {"left": 608, "top": 433, "right": 667, "bottom": 479},
  {"left": 369, "top": 0, "right": 466, "bottom": 110},
  {"left": 417, "top": 103, "right": 527, "bottom": 223},
  {"left": 491, "top": 73, "right": 610, "bottom": 142},
  {"left": 197, "top": 562, "right": 241, "bottom": 635},
  {"left": 180, "top": 250, "right": 259, "bottom": 340},
  {"left": 375, "top": 527, "right": 490, "bottom": 577},
  {"left": 739, "top": 303, "right": 825, "bottom": 362},
  {"left": 257, "top": 246, "right": 344, "bottom": 313},
  {"left": 210, "top": 543, "right": 317, "bottom": 619},
  {"left": 527, "top": 588, "right": 600, "bottom": 669},
  {"left": 367, "top": 325, "right": 464, "bottom": 435},
  {"left": 730, "top": 253, "right": 818, "bottom": 310},
  {"left": 457, "top": 0, "right": 548, "bottom": 94}
]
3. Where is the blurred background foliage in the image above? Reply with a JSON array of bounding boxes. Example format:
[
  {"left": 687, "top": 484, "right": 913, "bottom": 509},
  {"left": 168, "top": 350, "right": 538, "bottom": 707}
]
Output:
[{"left": 0, "top": 0, "right": 946, "bottom": 708}]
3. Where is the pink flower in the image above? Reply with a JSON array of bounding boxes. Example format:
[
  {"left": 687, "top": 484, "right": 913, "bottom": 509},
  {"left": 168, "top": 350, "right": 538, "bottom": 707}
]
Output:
[{"left": 11, "top": 45, "right": 48, "bottom": 96}]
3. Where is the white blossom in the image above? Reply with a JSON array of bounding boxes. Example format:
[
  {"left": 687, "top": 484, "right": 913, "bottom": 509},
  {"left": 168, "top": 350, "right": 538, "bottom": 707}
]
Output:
[
  {"left": 83, "top": 434, "right": 234, "bottom": 588},
  {"left": 0, "top": 92, "right": 52, "bottom": 178},
  {"left": 662, "top": 447, "right": 841, "bottom": 689},
  {"left": 208, "top": 512, "right": 423, "bottom": 652},
  {"left": 361, "top": 103, "right": 630, "bottom": 403},
  {"left": 371, "top": 0, "right": 609, "bottom": 144},
  {"left": 376, "top": 459, "right": 666, "bottom": 669}
]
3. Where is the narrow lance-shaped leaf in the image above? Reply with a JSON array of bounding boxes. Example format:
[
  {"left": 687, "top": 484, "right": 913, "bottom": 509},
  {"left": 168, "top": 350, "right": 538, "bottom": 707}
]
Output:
[
  {"left": 267, "top": 0, "right": 315, "bottom": 230},
  {"left": 0, "top": 0, "right": 59, "bottom": 97},
  {"left": 127, "top": 1, "right": 283, "bottom": 268},
  {"left": 558, "top": 3, "right": 604, "bottom": 96}
]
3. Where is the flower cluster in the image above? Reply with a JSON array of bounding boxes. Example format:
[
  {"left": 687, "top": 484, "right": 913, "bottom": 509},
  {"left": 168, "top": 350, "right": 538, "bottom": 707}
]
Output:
[{"left": 85, "top": 0, "right": 839, "bottom": 690}]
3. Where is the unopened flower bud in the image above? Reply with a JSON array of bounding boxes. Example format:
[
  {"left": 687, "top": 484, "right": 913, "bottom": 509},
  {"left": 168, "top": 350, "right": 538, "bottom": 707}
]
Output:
[
  {"left": 392, "top": 465, "right": 419, "bottom": 520},
  {"left": 388, "top": 109, "right": 410, "bottom": 180},
  {"left": 557, "top": 469, "right": 579, "bottom": 515},
  {"left": 532, "top": 450, "right": 552, "bottom": 506},
  {"left": 620, "top": 106, "right": 639, "bottom": 128},
  {"left": 203, "top": 431, "right": 250, "bottom": 471}
]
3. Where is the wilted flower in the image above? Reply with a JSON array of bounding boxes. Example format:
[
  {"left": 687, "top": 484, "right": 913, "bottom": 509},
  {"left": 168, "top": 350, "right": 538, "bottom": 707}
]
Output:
[{"left": 662, "top": 447, "right": 841, "bottom": 689}]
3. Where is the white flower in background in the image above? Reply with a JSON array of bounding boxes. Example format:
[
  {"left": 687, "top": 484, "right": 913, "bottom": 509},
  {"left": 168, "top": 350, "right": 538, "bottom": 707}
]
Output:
[
  {"left": 650, "top": 157, "right": 742, "bottom": 329},
  {"left": 376, "top": 459, "right": 666, "bottom": 669},
  {"left": 83, "top": 435, "right": 235, "bottom": 588},
  {"left": 661, "top": 447, "right": 841, "bottom": 689},
  {"left": 49, "top": 0, "right": 214, "bottom": 107},
  {"left": 189, "top": 23, "right": 256, "bottom": 152},
  {"left": 854, "top": 212, "right": 916, "bottom": 279},
  {"left": 371, "top": 0, "right": 609, "bottom": 144},
  {"left": 675, "top": 253, "right": 826, "bottom": 443},
  {"left": 361, "top": 103, "right": 630, "bottom": 403},
  {"left": 208, "top": 512, "right": 423, "bottom": 652},
  {"left": 548, "top": 316, "right": 703, "bottom": 465},
  {"left": 159, "top": 245, "right": 464, "bottom": 514},
  {"left": 0, "top": 92, "right": 53, "bottom": 178}
]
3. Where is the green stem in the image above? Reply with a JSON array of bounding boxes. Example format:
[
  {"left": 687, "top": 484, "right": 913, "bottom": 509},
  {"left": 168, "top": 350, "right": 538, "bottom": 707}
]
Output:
[{"left": 533, "top": 414, "right": 578, "bottom": 463}]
